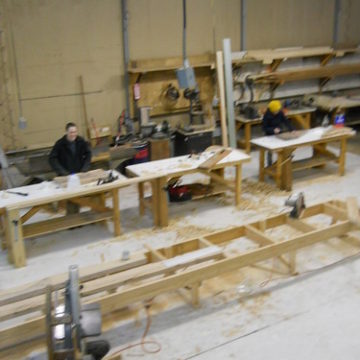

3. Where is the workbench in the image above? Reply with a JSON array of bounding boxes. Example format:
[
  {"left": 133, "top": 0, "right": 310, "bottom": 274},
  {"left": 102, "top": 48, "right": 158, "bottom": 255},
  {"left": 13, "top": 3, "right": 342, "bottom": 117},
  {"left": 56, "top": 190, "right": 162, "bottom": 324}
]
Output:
[
  {"left": 126, "top": 149, "right": 251, "bottom": 227},
  {"left": 236, "top": 106, "right": 316, "bottom": 153},
  {"left": 251, "top": 127, "right": 355, "bottom": 191},
  {"left": 304, "top": 94, "right": 360, "bottom": 125},
  {"left": 0, "top": 172, "right": 156, "bottom": 268}
]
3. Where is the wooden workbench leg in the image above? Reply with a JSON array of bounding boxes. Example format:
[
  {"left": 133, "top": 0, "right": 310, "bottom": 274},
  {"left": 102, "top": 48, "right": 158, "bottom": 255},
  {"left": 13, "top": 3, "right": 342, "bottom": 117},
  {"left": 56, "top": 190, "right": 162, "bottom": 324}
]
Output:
[
  {"left": 112, "top": 189, "right": 121, "bottom": 236},
  {"left": 97, "top": 193, "right": 107, "bottom": 227},
  {"left": 138, "top": 182, "right": 145, "bottom": 216},
  {"left": 245, "top": 123, "right": 251, "bottom": 153},
  {"left": 259, "top": 149, "right": 265, "bottom": 182},
  {"left": 158, "top": 176, "right": 168, "bottom": 227},
  {"left": 191, "top": 282, "right": 201, "bottom": 307},
  {"left": 151, "top": 180, "right": 159, "bottom": 227},
  {"left": 6, "top": 209, "right": 26, "bottom": 267},
  {"left": 289, "top": 251, "right": 297, "bottom": 275},
  {"left": 275, "top": 152, "right": 283, "bottom": 189},
  {"left": 235, "top": 164, "right": 242, "bottom": 206},
  {"left": 339, "top": 138, "right": 347, "bottom": 176},
  {"left": 0, "top": 213, "right": 6, "bottom": 250},
  {"left": 236, "top": 123, "right": 243, "bottom": 149},
  {"left": 304, "top": 113, "right": 311, "bottom": 129},
  {"left": 281, "top": 149, "right": 293, "bottom": 191}
]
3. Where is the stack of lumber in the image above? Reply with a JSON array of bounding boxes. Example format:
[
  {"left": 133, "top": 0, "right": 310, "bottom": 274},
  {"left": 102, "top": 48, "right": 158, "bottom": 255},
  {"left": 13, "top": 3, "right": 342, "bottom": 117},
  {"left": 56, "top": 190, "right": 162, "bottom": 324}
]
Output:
[
  {"left": 321, "top": 126, "right": 354, "bottom": 138},
  {"left": 53, "top": 169, "right": 108, "bottom": 187}
]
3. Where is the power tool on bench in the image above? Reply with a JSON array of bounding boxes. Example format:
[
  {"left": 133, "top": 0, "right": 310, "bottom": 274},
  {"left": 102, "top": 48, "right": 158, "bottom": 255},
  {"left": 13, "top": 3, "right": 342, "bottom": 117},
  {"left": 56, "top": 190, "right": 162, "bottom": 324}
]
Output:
[{"left": 46, "top": 265, "right": 110, "bottom": 360}]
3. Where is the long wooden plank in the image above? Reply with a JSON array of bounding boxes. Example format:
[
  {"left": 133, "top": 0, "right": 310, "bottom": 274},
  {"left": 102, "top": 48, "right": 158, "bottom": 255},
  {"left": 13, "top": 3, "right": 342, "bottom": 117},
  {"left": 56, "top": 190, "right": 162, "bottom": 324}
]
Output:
[
  {"left": 216, "top": 51, "right": 228, "bottom": 147},
  {"left": 250, "top": 63, "right": 360, "bottom": 84},
  {"left": 0, "top": 246, "right": 223, "bottom": 322},
  {"left": 198, "top": 149, "right": 232, "bottom": 170},
  {"left": 0, "top": 253, "right": 147, "bottom": 307},
  {"left": 23, "top": 210, "right": 113, "bottom": 238},
  {"left": 4, "top": 174, "right": 158, "bottom": 211}
]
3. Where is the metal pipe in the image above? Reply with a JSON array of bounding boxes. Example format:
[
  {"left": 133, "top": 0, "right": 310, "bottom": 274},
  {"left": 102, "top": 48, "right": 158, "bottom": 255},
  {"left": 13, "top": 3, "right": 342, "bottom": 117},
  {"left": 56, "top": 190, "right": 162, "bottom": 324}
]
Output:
[
  {"left": 333, "top": 0, "right": 341, "bottom": 46},
  {"left": 182, "top": 0, "right": 187, "bottom": 66},
  {"left": 240, "top": 0, "right": 247, "bottom": 51},
  {"left": 223, "top": 38, "right": 236, "bottom": 148},
  {"left": 120, "top": 0, "right": 133, "bottom": 132}
]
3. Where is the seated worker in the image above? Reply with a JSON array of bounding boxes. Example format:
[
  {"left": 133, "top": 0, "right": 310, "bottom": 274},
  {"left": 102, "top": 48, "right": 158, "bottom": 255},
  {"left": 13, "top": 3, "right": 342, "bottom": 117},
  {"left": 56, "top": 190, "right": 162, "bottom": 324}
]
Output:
[
  {"left": 262, "top": 100, "right": 294, "bottom": 165},
  {"left": 49, "top": 122, "right": 91, "bottom": 214},
  {"left": 49, "top": 122, "right": 91, "bottom": 176}
]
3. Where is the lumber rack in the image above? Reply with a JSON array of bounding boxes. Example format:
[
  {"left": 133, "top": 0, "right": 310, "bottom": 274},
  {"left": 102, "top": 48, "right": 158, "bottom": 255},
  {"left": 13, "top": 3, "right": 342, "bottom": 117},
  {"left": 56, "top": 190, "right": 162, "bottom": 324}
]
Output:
[{"left": 0, "top": 199, "right": 359, "bottom": 356}]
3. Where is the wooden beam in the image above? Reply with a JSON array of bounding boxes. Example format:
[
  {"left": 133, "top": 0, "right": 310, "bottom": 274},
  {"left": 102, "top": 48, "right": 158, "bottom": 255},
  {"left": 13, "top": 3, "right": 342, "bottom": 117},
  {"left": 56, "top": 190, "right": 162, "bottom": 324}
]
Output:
[
  {"left": 286, "top": 217, "right": 317, "bottom": 232},
  {"left": 20, "top": 206, "right": 42, "bottom": 224},
  {"left": 250, "top": 63, "right": 360, "bottom": 84},
  {"left": 22, "top": 211, "right": 113, "bottom": 238},
  {"left": 216, "top": 51, "right": 228, "bottom": 147},
  {"left": 323, "top": 203, "right": 348, "bottom": 221},
  {"left": 346, "top": 197, "right": 360, "bottom": 226},
  {"left": 244, "top": 225, "right": 273, "bottom": 246},
  {"left": 0, "top": 254, "right": 147, "bottom": 307}
]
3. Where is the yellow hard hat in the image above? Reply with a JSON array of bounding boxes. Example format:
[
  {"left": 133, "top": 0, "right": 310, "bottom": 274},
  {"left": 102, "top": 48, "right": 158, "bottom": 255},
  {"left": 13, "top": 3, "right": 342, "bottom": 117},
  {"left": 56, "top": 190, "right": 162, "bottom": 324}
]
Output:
[{"left": 268, "top": 100, "right": 282, "bottom": 114}]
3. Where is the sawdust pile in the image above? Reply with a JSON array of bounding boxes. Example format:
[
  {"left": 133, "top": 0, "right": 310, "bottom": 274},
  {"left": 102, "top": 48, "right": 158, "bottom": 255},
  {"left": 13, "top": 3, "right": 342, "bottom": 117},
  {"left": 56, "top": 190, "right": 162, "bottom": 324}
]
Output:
[{"left": 218, "top": 178, "right": 288, "bottom": 213}]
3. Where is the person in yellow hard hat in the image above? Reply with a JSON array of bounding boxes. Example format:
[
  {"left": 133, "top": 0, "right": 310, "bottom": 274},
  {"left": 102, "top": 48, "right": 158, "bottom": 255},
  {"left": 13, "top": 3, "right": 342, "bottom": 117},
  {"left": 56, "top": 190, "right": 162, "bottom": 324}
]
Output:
[
  {"left": 262, "top": 100, "right": 293, "bottom": 135},
  {"left": 262, "top": 100, "right": 294, "bottom": 165}
]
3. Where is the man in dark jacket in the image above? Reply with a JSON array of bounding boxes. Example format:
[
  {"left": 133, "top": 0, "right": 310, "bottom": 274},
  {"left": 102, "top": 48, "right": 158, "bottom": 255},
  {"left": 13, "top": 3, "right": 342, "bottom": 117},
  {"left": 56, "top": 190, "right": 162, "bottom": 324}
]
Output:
[
  {"left": 262, "top": 100, "right": 294, "bottom": 166},
  {"left": 49, "top": 123, "right": 91, "bottom": 215},
  {"left": 49, "top": 122, "right": 91, "bottom": 176}
]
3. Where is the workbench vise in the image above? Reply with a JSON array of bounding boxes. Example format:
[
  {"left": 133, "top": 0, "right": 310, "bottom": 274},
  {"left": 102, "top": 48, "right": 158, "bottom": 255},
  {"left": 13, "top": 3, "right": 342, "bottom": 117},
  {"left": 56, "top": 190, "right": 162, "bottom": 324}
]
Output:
[
  {"left": 46, "top": 265, "right": 110, "bottom": 360},
  {"left": 285, "top": 192, "right": 306, "bottom": 218}
]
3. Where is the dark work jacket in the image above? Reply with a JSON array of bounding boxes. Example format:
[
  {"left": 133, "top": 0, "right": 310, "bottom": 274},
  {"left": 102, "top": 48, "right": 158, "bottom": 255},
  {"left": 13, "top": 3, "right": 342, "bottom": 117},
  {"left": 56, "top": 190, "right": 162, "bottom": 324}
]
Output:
[
  {"left": 49, "top": 135, "right": 91, "bottom": 176},
  {"left": 262, "top": 109, "right": 294, "bottom": 135}
]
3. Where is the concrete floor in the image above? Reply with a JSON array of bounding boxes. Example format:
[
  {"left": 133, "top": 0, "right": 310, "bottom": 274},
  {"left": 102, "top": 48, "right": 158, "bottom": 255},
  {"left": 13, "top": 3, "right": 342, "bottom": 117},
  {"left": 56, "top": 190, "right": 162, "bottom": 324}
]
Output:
[{"left": 1, "top": 135, "right": 360, "bottom": 359}]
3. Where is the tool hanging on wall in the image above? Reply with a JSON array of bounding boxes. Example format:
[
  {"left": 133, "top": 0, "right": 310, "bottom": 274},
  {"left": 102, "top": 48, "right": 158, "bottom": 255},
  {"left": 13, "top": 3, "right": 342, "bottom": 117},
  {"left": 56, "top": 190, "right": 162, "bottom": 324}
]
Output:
[
  {"left": 165, "top": 84, "right": 180, "bottom": 101},
  {"left": 184, "top": 88, "right": 204, "bottom": 124}
]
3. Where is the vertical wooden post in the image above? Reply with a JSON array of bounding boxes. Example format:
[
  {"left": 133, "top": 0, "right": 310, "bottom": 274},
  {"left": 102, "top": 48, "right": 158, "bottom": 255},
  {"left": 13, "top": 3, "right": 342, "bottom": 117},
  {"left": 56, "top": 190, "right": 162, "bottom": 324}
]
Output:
[
  {"left": 112, "top": 189, "right": 121, "bottom": 236},
  {"left": 0, "top": 211, "right": 6, "bottom": 250},
  {"left": 235, "top": 164, "right": 242, "bottom": 206},
  {"left": 289, "top": 251, "right": 297, "bottom": 275},
  {"left": 339, "top": 138, "right": 347, "bottom": 176},
  {"left": 151, "top": 179, "right": 159, "bottom": 227},
  {"left": 138, "top": 182, "right": 145, "bottom": 216},
  {"left": 244, "top": 123, "right": 251, "bottom": 153},
  {"left": 97, "top": 193, "right": 107, "bottom": 227},
  {"left": 191, "top": 282, "right": 200, "bottom": 307},
  {"left": 281, "top": 149, "right": 293, "bottom": 191},
  {"left": 216, "top": 51, "right": 228, "bottom": 147},
  {"left": 275, "top": 151, "right": 283, "bottom": 189},
  {"left": 6, "top": 209, "right": 26, "bottom": 267},
  {"left": 259, "top": 149, "right": 265, "bottom": 182},
  {"left": 259, "top": 220, "right": 266, "bottom": 232},
  {"left": 158, "top": 176, "right": 168, "bottom": 227}
]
